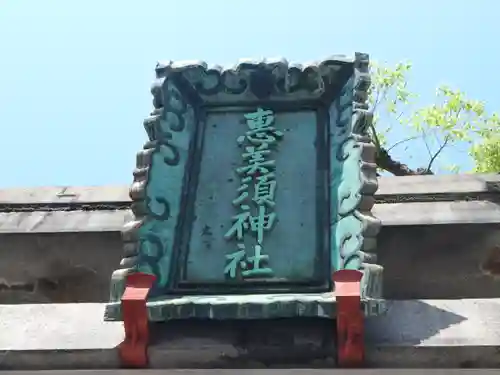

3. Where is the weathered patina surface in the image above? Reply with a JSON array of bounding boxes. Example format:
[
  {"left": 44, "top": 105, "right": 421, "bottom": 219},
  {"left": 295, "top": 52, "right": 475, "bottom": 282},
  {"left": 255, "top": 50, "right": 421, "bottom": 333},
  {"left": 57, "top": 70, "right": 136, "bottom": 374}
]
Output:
[{"left": 105, "top": 53, "right": 383, "bottom": 321}]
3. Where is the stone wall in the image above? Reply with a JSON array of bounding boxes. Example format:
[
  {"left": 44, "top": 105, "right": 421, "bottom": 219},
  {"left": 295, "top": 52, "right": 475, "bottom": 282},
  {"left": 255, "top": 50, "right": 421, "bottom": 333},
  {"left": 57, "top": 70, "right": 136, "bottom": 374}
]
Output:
[
  {"left": 1, "top": 174, "right": 499, "bottom": 303},
  {"left": 0, "top": 232, "right": 121, "bottom": 303},
  {"left": 379, "top": 224, "right": 500, "bottom": 299},
  {"left": 1, "top": 224, "right": 500, "bottom": 304}
]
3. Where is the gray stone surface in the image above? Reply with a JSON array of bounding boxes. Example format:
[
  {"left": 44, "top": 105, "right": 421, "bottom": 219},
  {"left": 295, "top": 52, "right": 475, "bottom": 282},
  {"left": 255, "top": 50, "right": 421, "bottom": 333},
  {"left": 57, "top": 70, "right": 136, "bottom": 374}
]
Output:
[
  {"left": 0, "top": 185, "right": 131, "bottom": 204},
  {"left": 365, "top": 299, "right": 500, "bottom": 368},
  {"left": 1, "top": 174, "right": 498, "bottom": 204},
  {"left": 374, "top": 201, "right": 500, "bottom": 226},
  {"left": 1, "top": 299, "right": 500, "bottom": 369},
  {"left": 378, "top": 224, "right": 500, "bottom": 300},
  {"left": 1, "top": 174, "right": 499, "bottom": 304},
  {"left": 0, "top": 304, "right": 122, "bottom": 349},
  {"left": 0, "top": 233, "right": 122, "bottom": 304},
  {"left": 0, "top": 303, "right": 123, "bottom": 370},
  {"left": 366, "top": 299, "right": 500, "bottom": 346},
  {"left": 375, "top": 173, "right": 500, "bottom": 195},
  {"left": 3, "top": 224, "right": 500, "bottom": 304},
  {"left": 2, "top": 199, "right": 500, "bottom": 234},
  {"left": 0, "top": 174, "right": 499, "bottom": 234},
  {"left": 0, "top": 210, "right": 133, "bottom": 233}
]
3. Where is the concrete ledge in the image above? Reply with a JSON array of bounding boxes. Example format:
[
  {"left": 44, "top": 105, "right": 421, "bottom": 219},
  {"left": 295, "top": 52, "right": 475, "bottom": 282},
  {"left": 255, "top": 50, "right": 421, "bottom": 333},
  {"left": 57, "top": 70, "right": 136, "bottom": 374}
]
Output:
[
  {"left": 1, "top": 199, "right": 500, "bottom": 233},
  {"left": 0, "top": 304, "right": 123, "bottom": 369},
  {"left": 0, "top": 185, "right": 131, "bottom": 205},
  {"left": 0, "top": 174, "right": 499, "bottom": 233},
  {"left": 365, "top": 299, "right": 500, "bottom": 368},
  {"left": 1, "top": 174, "right": 499, "bottom": 205},
  {"left": 373, "top": 200, "right": 500, "bottom": 226},
  {"left": 1, "top": 299, "right": 500, "bottom": 369},
  {"left": 376, "top": 173, "right": 500, "bottom": 196},
  {"left": 0, "top": 210, "right": 133, "bottom": 233}
]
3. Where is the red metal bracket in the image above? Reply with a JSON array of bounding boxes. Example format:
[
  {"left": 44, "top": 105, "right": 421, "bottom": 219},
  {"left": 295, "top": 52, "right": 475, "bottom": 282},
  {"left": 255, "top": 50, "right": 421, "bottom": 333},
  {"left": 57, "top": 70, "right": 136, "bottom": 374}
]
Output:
[
  {"left": 119, "top": 272, "right": 156, "bottom": 368},
  {"left": 333, "top": 269, "right": 365, "bottom": 368}
]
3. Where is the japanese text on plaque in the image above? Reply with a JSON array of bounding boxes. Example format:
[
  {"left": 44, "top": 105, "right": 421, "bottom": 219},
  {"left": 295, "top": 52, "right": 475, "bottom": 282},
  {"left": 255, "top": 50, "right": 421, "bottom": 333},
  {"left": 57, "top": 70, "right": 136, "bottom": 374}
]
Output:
[{"left": 223, "top": 108, "right": 284, "bottom": 279}]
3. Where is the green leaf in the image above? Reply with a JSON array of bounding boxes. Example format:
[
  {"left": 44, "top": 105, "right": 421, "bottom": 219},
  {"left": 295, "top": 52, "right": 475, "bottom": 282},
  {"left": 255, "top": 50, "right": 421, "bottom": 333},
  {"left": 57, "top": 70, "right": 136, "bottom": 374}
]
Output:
[{"left": 369, "top": 59, "right": 500, "bottom": 174}]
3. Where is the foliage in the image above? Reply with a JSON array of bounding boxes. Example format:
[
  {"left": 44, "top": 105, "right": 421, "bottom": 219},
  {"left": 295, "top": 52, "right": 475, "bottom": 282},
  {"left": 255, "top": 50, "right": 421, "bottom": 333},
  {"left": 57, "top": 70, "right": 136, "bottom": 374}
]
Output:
[{"left": 368, "top": 61, "right": 500, "bottom": 175}]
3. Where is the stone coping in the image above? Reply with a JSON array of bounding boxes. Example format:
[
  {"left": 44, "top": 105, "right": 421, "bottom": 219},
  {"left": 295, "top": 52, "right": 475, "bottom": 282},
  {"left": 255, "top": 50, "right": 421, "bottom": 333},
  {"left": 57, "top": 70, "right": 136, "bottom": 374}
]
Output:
[
  {"left": 1, "top": 174, "right": 499, "bottom": 205},
  {"left": 1, "top": 299, "right": 500, "bottom": 369},
  {"left": 104, "top": 293, "right": 385, "bottom": 322},
  {"left": 2, "top": 199, "right": 500, "bottom": 233}
]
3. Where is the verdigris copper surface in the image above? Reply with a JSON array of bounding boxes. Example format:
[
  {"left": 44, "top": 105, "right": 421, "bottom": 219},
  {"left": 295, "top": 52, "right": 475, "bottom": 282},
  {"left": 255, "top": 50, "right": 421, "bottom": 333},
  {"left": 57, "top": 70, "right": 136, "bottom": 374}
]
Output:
[{"left": 105, "top": 53, "right": 384, "bottom": 321}]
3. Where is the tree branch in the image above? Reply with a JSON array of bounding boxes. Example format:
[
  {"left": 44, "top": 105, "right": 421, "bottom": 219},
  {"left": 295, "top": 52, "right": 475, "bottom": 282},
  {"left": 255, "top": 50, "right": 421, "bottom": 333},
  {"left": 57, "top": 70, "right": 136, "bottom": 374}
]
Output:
[
  {"left": 426, "top": 135, "right": 450, "bottom": 172},
  {"left": 376, "top": 145, "right": 435, "bottom": 176},
  {"left": 370, "top": 123, "right": 381, "bottom": 150},
  {"left": 376, "top": 147, "right": 420, "bottom": 176},
  {"left": 387, "top": 135, "right": 421, "bottom": 152}
]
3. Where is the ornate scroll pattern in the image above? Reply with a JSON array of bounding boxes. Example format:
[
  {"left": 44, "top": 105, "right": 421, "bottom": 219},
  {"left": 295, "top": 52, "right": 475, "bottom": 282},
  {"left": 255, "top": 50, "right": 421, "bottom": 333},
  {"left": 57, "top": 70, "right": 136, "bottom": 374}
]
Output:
[
  {"left": 108, "top": 72, "right": 195, "bottom": 305},
  {"left": 105, "top": 53, "right": 385, "bottom": 321},
  {"left": 156, "top": 57, "right": 353, "bottom": 104},
  {"left": 329, "top": 53, "right": 383, "bottom": 301}
]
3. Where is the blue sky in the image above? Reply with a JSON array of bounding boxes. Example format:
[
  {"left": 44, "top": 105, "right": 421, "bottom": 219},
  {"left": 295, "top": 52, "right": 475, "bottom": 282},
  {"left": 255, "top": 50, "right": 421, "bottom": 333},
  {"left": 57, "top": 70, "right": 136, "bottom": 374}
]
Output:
[{"left": 0, "top": 0, "right": 498, "bottom": 187}]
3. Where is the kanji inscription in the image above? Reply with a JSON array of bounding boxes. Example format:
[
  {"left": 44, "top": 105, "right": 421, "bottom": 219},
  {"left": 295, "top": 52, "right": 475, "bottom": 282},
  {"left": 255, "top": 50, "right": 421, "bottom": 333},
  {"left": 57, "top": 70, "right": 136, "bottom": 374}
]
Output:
[{"left": 224, "top": 108, "right": 284, "bottom": 279}]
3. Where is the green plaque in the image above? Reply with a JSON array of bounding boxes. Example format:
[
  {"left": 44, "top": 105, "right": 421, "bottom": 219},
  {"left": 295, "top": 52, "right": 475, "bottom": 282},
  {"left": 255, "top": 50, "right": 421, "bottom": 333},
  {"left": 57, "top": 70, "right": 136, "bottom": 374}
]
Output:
[{"left": 105, "top": 54, "right": 385, "bottom": 322}]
